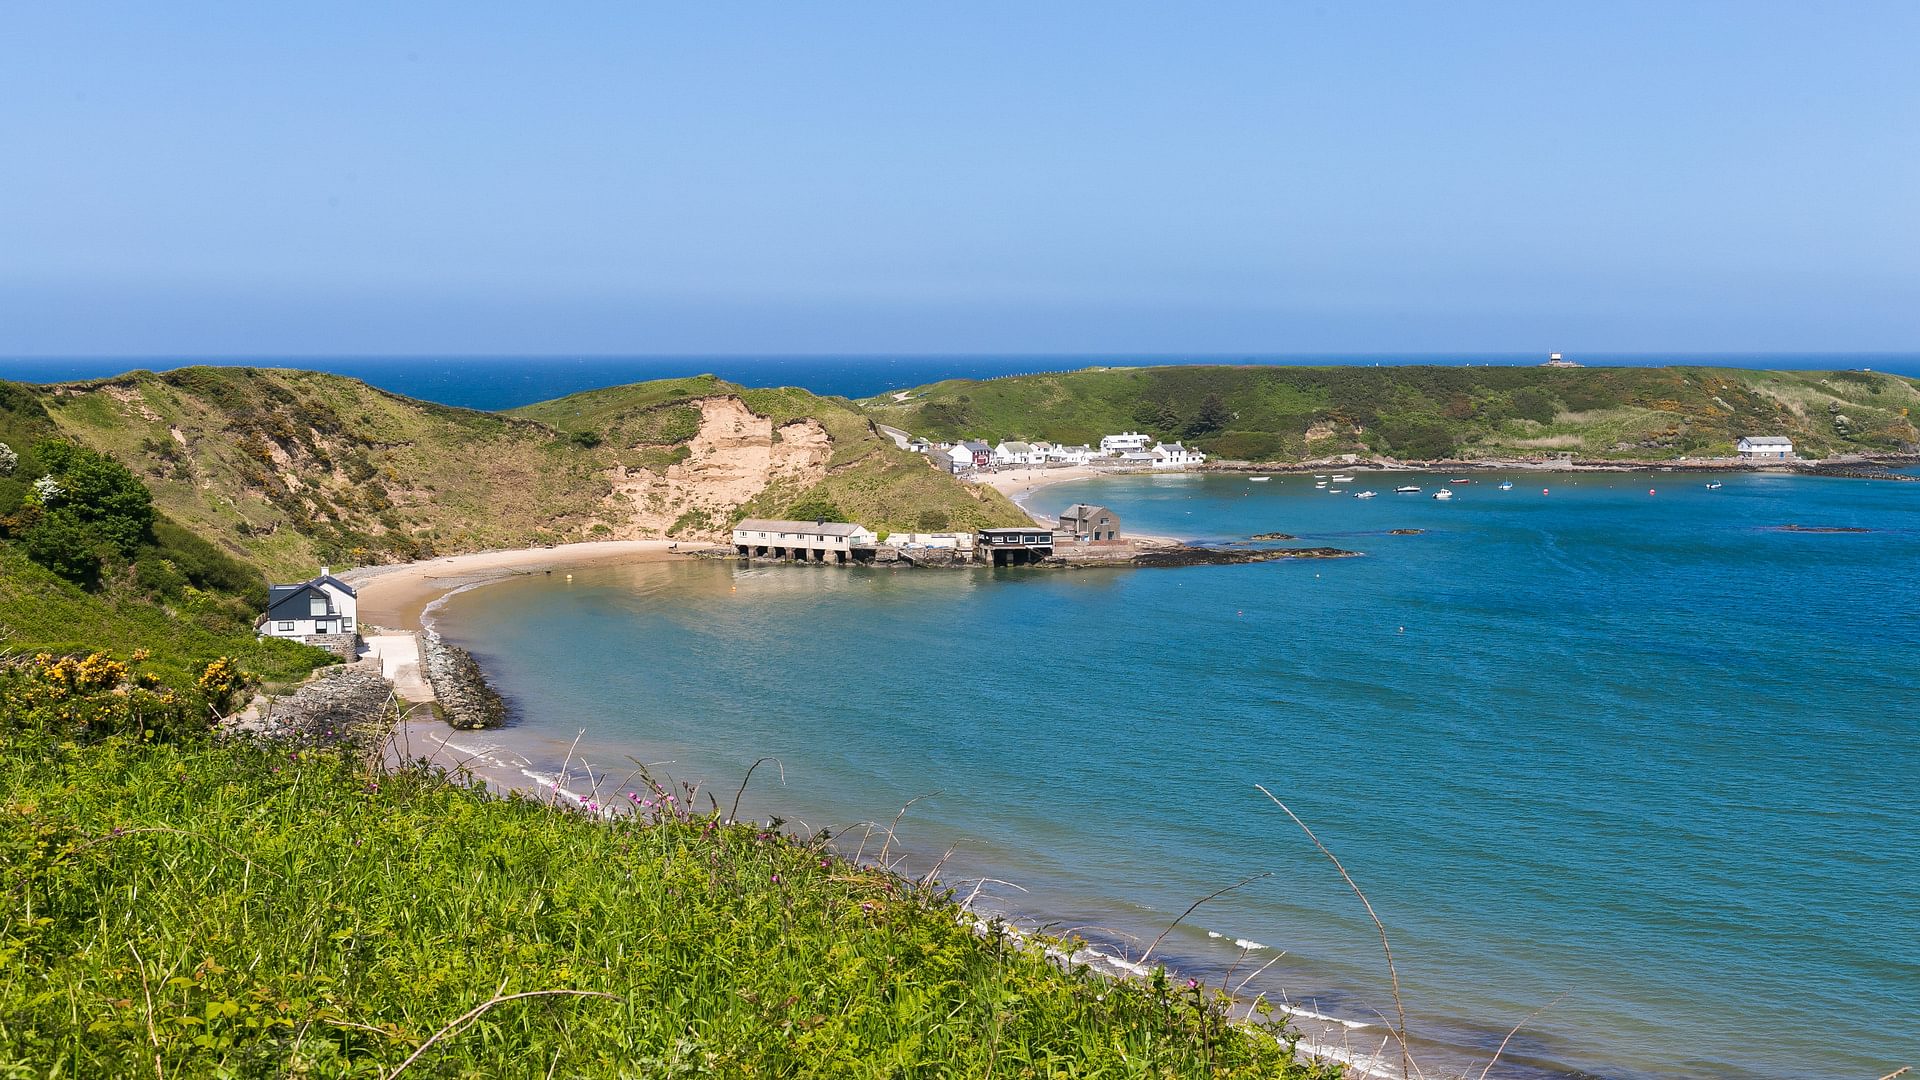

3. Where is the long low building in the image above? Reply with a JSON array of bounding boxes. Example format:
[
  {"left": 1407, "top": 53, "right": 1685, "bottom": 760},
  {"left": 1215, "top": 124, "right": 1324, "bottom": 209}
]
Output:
[{"left": 733, "top": 519, "right": 880, "bottom": 562}]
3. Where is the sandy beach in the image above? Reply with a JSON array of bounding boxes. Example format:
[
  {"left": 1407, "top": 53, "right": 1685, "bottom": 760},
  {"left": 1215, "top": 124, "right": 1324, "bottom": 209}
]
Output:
[{"left": 340, "top": 539, "right": 693, "bottom": 631}]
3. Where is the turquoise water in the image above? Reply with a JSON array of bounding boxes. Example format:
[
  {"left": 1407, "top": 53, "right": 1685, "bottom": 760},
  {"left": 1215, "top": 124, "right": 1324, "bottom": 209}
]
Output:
[{"left": 436, "top": 472, "right": 1918, "bottom": 1079}]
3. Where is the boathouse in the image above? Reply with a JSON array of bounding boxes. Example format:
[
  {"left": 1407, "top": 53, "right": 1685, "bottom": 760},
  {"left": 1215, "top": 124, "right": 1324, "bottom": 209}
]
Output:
[
  {"left": 975, "top": 527, "right": 1054, "bottom": 566},
  {"left": 1058, "top": 504, "right": 1121, "bottom": 542},
  {"left": 733, "top": 519, "right": 880, "bottom": 563},
  {"left": 1736, "top": 436, "right": 1795, "bottom": 460}
]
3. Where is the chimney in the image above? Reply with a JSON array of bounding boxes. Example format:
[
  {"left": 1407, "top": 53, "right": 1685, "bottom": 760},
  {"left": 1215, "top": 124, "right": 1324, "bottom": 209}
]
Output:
[{"left": 320, "top": 566, "right": 330, "bottom": 578}]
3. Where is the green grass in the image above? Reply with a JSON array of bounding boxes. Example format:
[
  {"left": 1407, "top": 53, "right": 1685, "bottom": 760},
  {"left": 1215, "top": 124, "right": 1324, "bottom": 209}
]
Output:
[
  {"left": 0, "top": 545, "right": 331, "bottom": 687},
  {"left": 0, "top": 730, "right": 1337, "bottom": 1078},
  {"left": 867, "top": 365, "right": 1920, "bottom": 463}
]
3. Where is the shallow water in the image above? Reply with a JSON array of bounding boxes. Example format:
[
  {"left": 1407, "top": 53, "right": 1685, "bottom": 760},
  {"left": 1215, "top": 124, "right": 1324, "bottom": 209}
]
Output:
[{"left": 436, "top": 471, "right": 1919, "bottom": 1079}]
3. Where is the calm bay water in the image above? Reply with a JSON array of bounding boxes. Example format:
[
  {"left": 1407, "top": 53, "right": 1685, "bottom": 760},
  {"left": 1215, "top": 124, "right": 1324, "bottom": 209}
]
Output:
[{"left": 437, "top": 471, "right": 1918, "bottom": 1080}]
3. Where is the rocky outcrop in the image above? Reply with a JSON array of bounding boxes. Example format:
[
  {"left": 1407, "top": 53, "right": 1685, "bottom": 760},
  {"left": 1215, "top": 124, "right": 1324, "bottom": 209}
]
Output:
[
  {"left": 1131, "top": 546, "right": 1360, "bottom": 567},
  {"left": 421, "top": 635, "right": 508, "bottom": 730},
  {"left": 603, "top": 397, "right": 833, "bottom": 540},
  {"left": 228, "top": 665, "right": 393, "bottom": 744}
]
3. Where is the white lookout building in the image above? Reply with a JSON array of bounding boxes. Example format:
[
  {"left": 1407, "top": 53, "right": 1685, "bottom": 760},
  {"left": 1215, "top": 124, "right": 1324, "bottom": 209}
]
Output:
[{"left": 1736, "top": 436, "right": 1795, "bottom": 461}]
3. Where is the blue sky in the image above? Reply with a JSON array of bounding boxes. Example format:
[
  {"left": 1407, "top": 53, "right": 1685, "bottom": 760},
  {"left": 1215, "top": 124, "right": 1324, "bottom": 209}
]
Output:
[{"left": 1, "top": 2, "right": 1915, "bottom": 356}]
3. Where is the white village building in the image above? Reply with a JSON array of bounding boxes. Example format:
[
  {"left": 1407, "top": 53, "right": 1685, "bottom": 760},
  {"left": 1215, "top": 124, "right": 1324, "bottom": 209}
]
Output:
[
  {"left": 1045, "top": 444, "right": 1096, "bottom": 464},
  {"left": 1736, "top": 436, "right": 1795, "bottom": 461},
  {"left": 991, "top": 441, "right": 1046, "bottom": 466},
  {"left": 1099, "top": 431, "right": 1154, "bottom": 455},
  {"left": 940, "top": 445, "right": 975, "bottom": 474},
  {"left": 1151, "top": 441, "right": 1206, "bottom": 468},
  {"left": 259, "top": 569, "right": 358, "bottom": 643}
]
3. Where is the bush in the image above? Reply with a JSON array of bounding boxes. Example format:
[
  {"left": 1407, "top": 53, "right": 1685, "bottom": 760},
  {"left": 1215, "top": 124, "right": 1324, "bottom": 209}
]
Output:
[
  {"left": 21, "top": 509, "right": 108, "bottom": 587},
  {"left": 786, "top": 495, "right": 846, "bottom": 522},
  {"left": 0, "top": 649, "right": 211, "bottom": 744}
]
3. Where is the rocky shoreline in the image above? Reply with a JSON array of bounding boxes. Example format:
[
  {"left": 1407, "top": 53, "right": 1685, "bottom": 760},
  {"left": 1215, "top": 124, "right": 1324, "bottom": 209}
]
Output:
[{"left": 421, "top": 633, "right": 509, "bottom": 730}]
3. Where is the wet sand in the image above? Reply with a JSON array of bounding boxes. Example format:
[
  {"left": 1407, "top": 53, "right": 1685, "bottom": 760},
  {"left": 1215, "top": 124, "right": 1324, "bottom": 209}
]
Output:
[{"left": 340, "top": 540, "right": 694, "bottom": 631}]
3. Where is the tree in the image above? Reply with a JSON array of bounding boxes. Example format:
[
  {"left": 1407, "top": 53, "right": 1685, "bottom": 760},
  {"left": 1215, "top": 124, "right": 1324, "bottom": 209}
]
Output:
[
  {"left": 31, "top": 441, "right": 153, "bottom": 556},
  {"left": 21, "top": 508, "right": 106, "bottom": 587},
  {"left": 1186, "top": 394, "right": 1231, "bottom": 438}
]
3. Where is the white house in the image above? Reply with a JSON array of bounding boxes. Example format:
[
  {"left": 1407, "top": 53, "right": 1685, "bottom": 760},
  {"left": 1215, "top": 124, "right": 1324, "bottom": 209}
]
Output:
[
  {"left": 1151, "top": 441, "right": 1207, "bottom": 468},
  {"left": 1736, "top": 436, "right": 1795, "bottom": 460},
  {"left": 1100, "top": 431, "right": 1154, "bottom": 455},
  {"left": 992, "top": 441, "right": 1045, "bottom": 466},
  {"left": 1045, "top": 443, "right": 1096, "bottom": 464},
  {"left": 940, "top": 445, "right": 975, "bottom": 474},
  {"left": 259, "top": 569, "right": 358, "bottom": 642}
]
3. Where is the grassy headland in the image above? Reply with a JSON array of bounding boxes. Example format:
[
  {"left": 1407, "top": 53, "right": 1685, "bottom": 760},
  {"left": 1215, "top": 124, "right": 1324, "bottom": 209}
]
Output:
[
  {"left": 16, "top": 368, "right": 1025, "bottom": 578},
  {"left": 867, "top": 364, "right": 1920, "bottom": 463},
  {"left": 0, "top": 717, "right": 1337, "bottom": 1077}
]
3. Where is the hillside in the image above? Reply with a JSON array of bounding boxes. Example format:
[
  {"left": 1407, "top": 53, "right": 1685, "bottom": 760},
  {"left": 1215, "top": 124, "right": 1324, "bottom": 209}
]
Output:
[
  {"left": 512, "top": 377, "right": 1027, "bottom": 536},
  {"left": 18, "top": 368, "right": 1024, "bottom": 579},
  {"left": 866, "top": 364, "right": 1920, "bottom": 463}
]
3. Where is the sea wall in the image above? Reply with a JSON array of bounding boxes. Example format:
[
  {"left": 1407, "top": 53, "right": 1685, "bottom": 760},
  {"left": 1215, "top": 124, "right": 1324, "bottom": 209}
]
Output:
[
  {"left": 229, "top": 665, "right": 393, "bottom": 744},
  {"left": 421, "top": 634, "right": 508, "bottom": 730}
]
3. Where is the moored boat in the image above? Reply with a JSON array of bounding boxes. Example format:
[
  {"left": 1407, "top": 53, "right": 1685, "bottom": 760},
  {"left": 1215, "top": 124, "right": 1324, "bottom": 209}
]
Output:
[
  {"left": 1354, "top": 490, "right": 1377, "bottom": 498},
  {"left": 1432, "top": 489, "right": 1454, "bottom": 500},
  {"left": 1706, "top": 481, "right": 1723, "bottom": 489},
  {"left": 1498, "top": 481, "right": 1514, "bottom": 491},
  {"left": 1332, "top": 474, "right": 1356, "bottom": 483},
  {"left": 1395, "top": 485, "right": 1421, "bottom": 494},
  {"left": 1249, "top": 476, "right": 1270, "bottom": 482}
]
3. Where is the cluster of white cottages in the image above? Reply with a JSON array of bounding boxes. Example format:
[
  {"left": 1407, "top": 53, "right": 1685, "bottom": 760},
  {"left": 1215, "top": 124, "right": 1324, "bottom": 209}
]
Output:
[{"left": 905, "top": 431, "right": 1206, "bottom": 474}]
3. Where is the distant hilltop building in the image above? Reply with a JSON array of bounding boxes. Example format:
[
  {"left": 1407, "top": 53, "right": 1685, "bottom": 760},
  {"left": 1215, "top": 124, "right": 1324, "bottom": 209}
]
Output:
[
  {"left": 1542, "top": 353, "right": 1582, "bottom": 368},
  {"left": 1736, "top": 436, "right": 1795, "bottom": 461}
]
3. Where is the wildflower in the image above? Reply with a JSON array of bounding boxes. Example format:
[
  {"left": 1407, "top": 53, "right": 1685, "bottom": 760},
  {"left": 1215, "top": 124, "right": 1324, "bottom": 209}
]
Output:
[{"left": 771, "top": 873, "right": 782, "bottom": 884}]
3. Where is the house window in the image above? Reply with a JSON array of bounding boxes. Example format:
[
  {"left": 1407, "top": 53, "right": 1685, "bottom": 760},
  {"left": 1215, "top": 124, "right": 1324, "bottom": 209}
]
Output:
[
  {"left": 342, "top": 620, "right": 354, "bottom": 632},
  {"left": 277, "top": 621, "right": 295, "bottom": 632},
  {"left": 310, "top": 596, "right": 329, "bottom": 617}
]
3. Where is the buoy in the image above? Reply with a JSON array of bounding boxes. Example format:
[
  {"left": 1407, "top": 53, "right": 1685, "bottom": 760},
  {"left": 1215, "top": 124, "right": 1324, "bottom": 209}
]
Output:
[
  {"left": 1398, "top": 626, "right": 1405, "bottom": 634},
  {"left": 565, "top": 573, "right": 573, "bottom": 581},
  {"left": 1649, "top": 489, "right": 1656, "bottom": 496},
  {"left": 1542, "top": 488, "right": 1550, "bottom": 495}
]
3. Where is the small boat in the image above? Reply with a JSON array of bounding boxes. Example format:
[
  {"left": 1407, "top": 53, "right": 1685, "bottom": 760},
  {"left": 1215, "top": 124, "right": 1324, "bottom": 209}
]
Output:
[
  {"left": 1497, "top": 481, "right": 1514, "bottom": 491},
  {"left": 1395, "top": 485, "right": 1421, "bottom": 494},
  {"left": 1450, "top": 478, "right": 1471, "bottom": 484},
  {"left": 1313, "top": 474, "right": 1328, "bottom": 480},
  {"left": 1706, "top": 481, "right": 1723, "bottom": 489},
  {"left": 1328, "top": 488, "right": 1345, "bottom": 494},
  {"left": 1249, "top": 476, "right": 1270, "bottom": 482},
  {"left": 1354, "top": 490, "right": 1377, "bottom": 499},
  {"left": 1331, "top": 474, "right": 1356, "bottom": 483},
  {"left": 1432, "top": 489, "right": 1453, "bottom": 500},
  {"left": 1314, "top": 481, "right": 1328, "bottom": 488}
]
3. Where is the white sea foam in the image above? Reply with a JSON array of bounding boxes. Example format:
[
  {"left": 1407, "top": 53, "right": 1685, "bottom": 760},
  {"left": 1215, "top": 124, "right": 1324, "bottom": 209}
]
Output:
[{"left": 1233, "top": 937, "right": 1268, "bottom": 951}]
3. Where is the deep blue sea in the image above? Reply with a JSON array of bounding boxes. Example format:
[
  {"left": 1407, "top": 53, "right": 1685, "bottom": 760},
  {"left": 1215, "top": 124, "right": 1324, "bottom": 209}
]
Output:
[
  {"left": 4, "top": 353, "right": 1920, "bottom": 410},
  {"left": 433, "top": 471, "right": 1918, "bottom": 1080}
]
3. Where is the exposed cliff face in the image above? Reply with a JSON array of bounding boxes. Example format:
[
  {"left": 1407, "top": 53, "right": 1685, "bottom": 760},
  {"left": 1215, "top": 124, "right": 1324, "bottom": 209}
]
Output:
[{"left": 603, "top": 397, "right": 834, "bottom": 539}]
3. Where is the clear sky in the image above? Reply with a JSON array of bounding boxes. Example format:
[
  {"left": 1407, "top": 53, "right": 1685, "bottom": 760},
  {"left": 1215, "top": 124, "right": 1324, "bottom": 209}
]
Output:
[{"left": 2, "top": 2, "right": 1916, "bottom": 356}]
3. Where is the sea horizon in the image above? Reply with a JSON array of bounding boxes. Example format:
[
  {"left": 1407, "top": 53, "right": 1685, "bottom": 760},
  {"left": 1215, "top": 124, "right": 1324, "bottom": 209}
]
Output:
[{"left": 5, "top": 352, "right": 1920, "bottom": 413}]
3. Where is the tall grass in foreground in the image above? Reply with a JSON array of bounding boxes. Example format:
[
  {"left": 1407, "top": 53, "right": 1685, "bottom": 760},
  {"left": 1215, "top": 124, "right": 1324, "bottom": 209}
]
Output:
[{"left": 0, "top": 728, "right": 1339, "bottom": 1078}]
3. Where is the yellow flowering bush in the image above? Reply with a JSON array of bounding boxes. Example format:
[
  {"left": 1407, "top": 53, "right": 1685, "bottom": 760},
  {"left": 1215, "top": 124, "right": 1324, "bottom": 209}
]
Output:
[{"left": 1, "top": 650, "right": 204, "bottom": 744}]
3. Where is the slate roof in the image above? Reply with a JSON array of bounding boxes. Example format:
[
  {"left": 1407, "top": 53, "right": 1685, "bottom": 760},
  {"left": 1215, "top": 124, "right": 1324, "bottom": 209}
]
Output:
[{"left": 735, "top": 519, "right": 873, "bottom": 537}]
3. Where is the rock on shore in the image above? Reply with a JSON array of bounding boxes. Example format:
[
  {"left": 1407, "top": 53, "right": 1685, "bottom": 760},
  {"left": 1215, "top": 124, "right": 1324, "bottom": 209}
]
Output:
[
  {"left": 421, "top": 635, "right": 509, "bottom": 730},
  {"left": 1132, "top": 546, "right": 1360, "bottom": 567},
  {"left": 227, "top": 665, "right": 394, "bottom": 744}
]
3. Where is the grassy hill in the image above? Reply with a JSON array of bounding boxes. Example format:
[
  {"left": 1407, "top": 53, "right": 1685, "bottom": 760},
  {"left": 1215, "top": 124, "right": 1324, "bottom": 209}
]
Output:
[
  {"left": 18, "top": 368, "right": 1024, "bottom": 579},
  {"left": 0, "top": 725, "right": 1335, "bottom": 1078},
  {"left": 514, "top": 377, "right": 1028, "bottom": 535},
  {"left": 867, "top": 364, "right": 1920, "bottom": 463}
]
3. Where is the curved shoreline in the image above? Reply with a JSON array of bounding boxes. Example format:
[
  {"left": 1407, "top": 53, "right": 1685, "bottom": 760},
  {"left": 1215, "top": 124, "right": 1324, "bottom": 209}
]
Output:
[{"left": 340, "top": 539, "right": 693, "bottom": 632}]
